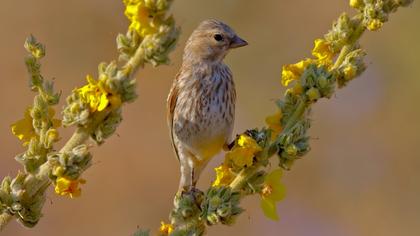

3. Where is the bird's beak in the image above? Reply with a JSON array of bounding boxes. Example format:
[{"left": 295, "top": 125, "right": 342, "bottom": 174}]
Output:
[{"left": 230, "top": 35, "right": 248, "bottom": 48}]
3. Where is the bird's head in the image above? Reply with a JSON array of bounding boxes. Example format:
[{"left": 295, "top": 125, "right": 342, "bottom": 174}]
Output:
[{"left": 183, "top": 19, "right": 248, "bottom": 64}]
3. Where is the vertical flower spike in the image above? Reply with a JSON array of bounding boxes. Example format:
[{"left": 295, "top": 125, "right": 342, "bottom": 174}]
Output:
[
  {"left": 1, "top": 0, "right": 179, "bottom": 231},
  {"left": 260, "top": 169, "right": 286, "bottom": 220}
]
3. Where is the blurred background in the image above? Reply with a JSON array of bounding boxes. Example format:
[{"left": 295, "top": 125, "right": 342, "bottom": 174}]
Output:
[{"left": 0, "top": 0, "right": 419, "bottom": 235}]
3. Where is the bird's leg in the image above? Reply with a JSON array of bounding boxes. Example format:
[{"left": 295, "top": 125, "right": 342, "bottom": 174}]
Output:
[
  {"left": 179, "top": 155, "right": 194, "bottom": 193},
  {"left": 178, "top": 147, "right": 203, "bottom": 192},
  {"left": 191, "top": 157, "right": 211, "bottom": 187}
]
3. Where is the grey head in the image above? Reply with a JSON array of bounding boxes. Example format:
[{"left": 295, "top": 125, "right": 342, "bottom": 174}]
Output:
[{"left": 183, "top": 19, "right": 248, "bottom": 64}]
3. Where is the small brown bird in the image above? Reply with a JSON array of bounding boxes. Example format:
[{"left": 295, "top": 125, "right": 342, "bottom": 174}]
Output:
[{"left": 167, "top": 19, "right": 247, "bottom": 191}]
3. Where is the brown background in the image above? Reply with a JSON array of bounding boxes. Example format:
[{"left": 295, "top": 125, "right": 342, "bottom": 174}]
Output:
[{"left": 1, "top": 1, "right": 419, "bottom": 235}]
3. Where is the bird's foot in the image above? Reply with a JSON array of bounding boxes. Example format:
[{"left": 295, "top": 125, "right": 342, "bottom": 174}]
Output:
[
  {"left": 178, "top": 186, "right": 204, "bottom": 207},
  {"left": 223, "top": 141, "right": 235, "bottom": 151}
]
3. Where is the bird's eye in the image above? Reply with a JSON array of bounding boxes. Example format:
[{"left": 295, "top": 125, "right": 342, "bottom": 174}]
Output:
[{"left": 214, "top": 34, "right": 224, "bottom": 42}]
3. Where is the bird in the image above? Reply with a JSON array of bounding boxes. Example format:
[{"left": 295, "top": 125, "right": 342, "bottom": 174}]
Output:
[{"left": 167, "top": 19, "right": 248, "bottom": 192}]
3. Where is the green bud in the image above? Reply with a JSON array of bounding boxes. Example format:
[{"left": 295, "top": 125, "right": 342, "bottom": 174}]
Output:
[
  {"left": 325, "top": 13, "right": 355, "bottom": 52},
  {"left": 285, "top": 144, "right": 298, "bottom": 156},
  {"left": 11, "top": 202, "right": 22, "bottom": 212},
  {"left": 337, "top": 48, "right": 366, "bottom": 87},
  {"left": 92, "top": 109, "right": 122, "bottom": 144},
  {"left": 217, "top": 204, "right": 231, "bottom": 218},
  {"left": 24, "top": 35, "right": 45, "bottom": 59},
  {"left": 207, "top": 213, "right": 220, "bottom": 225},
  {"left": 98, "top": 62, "right": 107, "bottom": 74},
  {"left": 306, "top": 87, "right": 321, "bottom": 101},
  {"left": 105, "top": 61, "right": 118, "bottom": 77},
  {"left": 142, "top": 20, "right": 179, "bottom": 66},
  {"left": 1, "top": 176, "right": 12, "bottom": 193},
  {"left": 318, "top": 75, "right": 328, "bottom": 88},
  {"left": 181, "top": 208, "right": 193, "bottom": 218}
]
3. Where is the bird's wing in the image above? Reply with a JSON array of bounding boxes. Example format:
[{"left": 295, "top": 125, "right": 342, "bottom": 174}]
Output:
[{"left": 167, "top": 72, "right": 181, "bottom": 161}]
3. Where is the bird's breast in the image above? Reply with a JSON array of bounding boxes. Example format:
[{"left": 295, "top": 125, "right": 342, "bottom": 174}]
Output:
[{"left": 173, "top": 64, "right": 236, "bottom": 158}]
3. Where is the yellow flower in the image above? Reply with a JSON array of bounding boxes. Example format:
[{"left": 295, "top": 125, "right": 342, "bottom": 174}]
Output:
[
  {"left": 281, "top": 58, "right": 313, "bottom": 86},
  {"left": 312, "top": 38, "right": 334, "bottom": 65},
  {"left": 367, "top": 19, "right": 383, "bottom": 31},
  {"left": 212, "top": 164, "right": 235, "bottom": 187},
  {"left": 54, "top": 176, "right": 86, "bottom": 198},
  {"left": 265, "top": 111, "right": 283, "bottom": 140},
  {"left": 76, "top": 75, "right": 121, "bottom": 113},
  {"left": 260, "top": 169, "right": 286, "bottom": 221},
  {"left": 159, "top": 221, "right": 174, "bottom": 235},
  {"left": 11, "top": 108, "right": 36, "bottom": 145},
  {"left": 123, "top": 0, "right": 158, "bottom": 37},
  {"left": 11, "top": 107, "right": 61, "bottom": 146},
  {"left": 226, "top": 134, "right": 262, "bottom": 168}
]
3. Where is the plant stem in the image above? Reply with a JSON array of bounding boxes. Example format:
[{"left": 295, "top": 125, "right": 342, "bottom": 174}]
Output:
[
  {"left": 60, "top": 127, "right": 91, "bottom": 153},
  {"left": 118, "top": 44, "right": 145, "bottom": 80},
  {"left": 230, "top": 166, "right": 259, "bottom": 192},
  {"left": 282, "top": 99, "right": 307, "bottom": 134}
]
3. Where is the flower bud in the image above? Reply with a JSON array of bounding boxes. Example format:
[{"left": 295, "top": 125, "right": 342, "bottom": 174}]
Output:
[
  {"left": 217, "top": 204, "right": 232, "bottom": 218},
  {"left": 52, "top": 166, "right": 65, "bottom": 177},
  {"left": 367, "top": 19, "right": 383, "bottom": 31},
  {"left": 181, "top": 208, "right": 193, "bottom": 218},
  {"left": 285, "top": 144, "right": 298, "bottom": 156},
  {"left": 44, "top": 128, "right": 60, "bottom": 148},
  {"left": 306, "top": 87, "right": 321, "bottom": 101},
  {"left": 349, "top": 0, "right": 364, "bottom": 9}
]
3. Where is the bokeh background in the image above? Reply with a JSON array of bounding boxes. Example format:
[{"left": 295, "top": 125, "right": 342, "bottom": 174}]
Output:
[{"left": 0, "top": 0, "right": 419, "bottom": 235}]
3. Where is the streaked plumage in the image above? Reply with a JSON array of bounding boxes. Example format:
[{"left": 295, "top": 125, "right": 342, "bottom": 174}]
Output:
[{"left": 167, "top": 19, "right": 247, "bottom": 191}]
